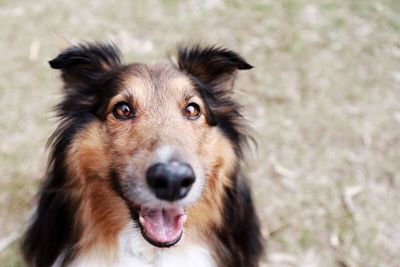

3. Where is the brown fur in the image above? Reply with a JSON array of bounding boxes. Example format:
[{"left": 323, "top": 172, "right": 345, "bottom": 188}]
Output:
[{"left": 65, "top": 121, "right": 129, "bottom": 252}]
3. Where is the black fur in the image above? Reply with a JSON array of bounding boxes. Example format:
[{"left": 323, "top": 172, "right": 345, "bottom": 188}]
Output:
[
  {"left": 49, "top": 42, "right": 121, "bottom": 85},
  {"left": 217, "top": 173, "right": 264, "bottom": 267},
  {"left": 49, "top": 43, "right": 122, "bottom": 118},
  {"left": 177, "top": 45, "right": 252, "bottom": 86}
]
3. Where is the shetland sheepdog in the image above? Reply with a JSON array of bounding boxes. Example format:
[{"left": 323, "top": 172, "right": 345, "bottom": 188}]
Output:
[{"left": 21, "top": 42, "right": 263, "bottom": 267}]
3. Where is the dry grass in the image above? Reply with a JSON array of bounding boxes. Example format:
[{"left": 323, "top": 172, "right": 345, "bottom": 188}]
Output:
[{"left": 0, "top": 0, "right": 399, "bottom": 266}]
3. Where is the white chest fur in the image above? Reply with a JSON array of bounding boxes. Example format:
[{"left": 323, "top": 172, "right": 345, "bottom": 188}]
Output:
[{"left": 55, "top": 224, "right": 217, "bottom": 267}]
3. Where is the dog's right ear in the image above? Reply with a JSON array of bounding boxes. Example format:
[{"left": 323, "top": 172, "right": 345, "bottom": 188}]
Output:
[
  {"left": 177, "top": 45, "right": 252, "bottom": 92},
  {"left": 49, "top": 42, "right": 122, "bottom": 88}
]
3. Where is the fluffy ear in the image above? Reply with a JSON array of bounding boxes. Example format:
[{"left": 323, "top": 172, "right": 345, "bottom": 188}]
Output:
[
  {"left": 177, "top": 45, "right": 252, "bottom": 91},
  {"left": 49, "top": 43, "right": 122, "bottom": 116},
  {"left": 49, "top": 42, "right": 122, "bottom": 88}
]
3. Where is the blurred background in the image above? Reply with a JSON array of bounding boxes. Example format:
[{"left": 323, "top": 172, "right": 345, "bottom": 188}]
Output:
[{"left": 0, "top": 0, "right": 399, "bottom": 266}]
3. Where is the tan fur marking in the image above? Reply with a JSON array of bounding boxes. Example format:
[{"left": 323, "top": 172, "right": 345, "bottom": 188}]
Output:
[
  {"left": 187, "top": 128, "right": 236, "bottom": 232},
  {"left": 66, "top": 121, "right": 130, "bottom": 254}
]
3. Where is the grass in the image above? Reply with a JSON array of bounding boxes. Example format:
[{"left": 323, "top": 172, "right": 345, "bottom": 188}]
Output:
[{"left": 0, "top": 0, "right": 399, "bottom": 266}]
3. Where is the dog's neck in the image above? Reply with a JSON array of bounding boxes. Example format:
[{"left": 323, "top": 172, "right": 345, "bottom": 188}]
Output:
[{"left": 53, "top": 223, "right": 217, "bottom": 267}]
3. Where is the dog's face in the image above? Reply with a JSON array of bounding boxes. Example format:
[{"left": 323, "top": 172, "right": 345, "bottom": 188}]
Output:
[
  {"left": 49, "top": 44, "right": 251, "bottom": 248},
  {"left": 104, "top": 65, "right": 212, "bottom": 246}
]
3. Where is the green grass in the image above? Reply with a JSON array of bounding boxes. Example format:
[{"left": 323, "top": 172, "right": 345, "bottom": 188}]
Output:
[
  {"left": 1, "top": 0, "right": 399, "bottom": 266},
  {"left": 1, "top": 241, "right": 24, "bottom": 267}
]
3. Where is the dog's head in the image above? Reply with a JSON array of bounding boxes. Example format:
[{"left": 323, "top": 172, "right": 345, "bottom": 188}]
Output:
[{"left": 49, "top": 43, "right": 251, "bottom": 247}]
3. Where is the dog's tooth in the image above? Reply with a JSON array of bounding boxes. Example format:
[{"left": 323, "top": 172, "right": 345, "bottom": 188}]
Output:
[
  {"left": 139, "top": 216, "right": 145, "bottom": 226},
  {"left": 182, "top": 214, "right": 187, "bottom": 224}
]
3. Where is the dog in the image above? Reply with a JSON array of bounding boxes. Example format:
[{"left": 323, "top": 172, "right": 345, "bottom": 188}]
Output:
[{"left": 21, "top": 42, "right": 263, "bottom": 267}]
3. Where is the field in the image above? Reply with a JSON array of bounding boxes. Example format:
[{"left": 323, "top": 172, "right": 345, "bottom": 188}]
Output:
[{"left": 0, "top": 0, "right": 399, "bottom": 266}]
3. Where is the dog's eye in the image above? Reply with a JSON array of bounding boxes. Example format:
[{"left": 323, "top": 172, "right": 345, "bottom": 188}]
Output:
[
  {"left": 113, "top": 102, "right": 134, "bottom": 120},
  {"left": 184, "top": 103, "right": 201, "bottom": 120}
]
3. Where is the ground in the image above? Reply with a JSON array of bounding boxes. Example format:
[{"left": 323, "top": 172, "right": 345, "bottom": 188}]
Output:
[{"left": 0, "top": 0, "right": 399, "bottom": 266}]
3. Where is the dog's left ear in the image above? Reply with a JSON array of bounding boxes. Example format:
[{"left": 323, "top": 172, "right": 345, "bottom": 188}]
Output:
[
  {"left": 177, "top": 45, "right": 252, "bottom": 91},
  {"left": 49, "top": 42, "right": 122, "bottom": 89}
]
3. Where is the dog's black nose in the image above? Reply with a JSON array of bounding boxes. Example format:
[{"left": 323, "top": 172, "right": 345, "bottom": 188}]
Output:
[{"left": 146, "top": 162, "right": 195, "bottom": 201}]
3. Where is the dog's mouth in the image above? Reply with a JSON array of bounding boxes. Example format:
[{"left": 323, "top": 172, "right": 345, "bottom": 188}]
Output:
[{"left": 134, "top": 205, "right": 187, "bottom": 248}]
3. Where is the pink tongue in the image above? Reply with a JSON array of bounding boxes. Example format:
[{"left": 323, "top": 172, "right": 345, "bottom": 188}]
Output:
[{"left": 140, "top": 207, "right": 185, "bottom": 244}]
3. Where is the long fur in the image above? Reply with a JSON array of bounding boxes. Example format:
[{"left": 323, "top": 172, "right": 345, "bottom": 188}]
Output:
[{"left": 21, "top": 42, "right": 264, "bottom": 267}]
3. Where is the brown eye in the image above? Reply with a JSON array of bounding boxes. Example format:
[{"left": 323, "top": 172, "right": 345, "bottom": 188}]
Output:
[
  {"left": 113, "top": 102, "right": 134, "bottom": 120},
  {"left": 184, "top": 103, "right": 201, "bottom": 120}
]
